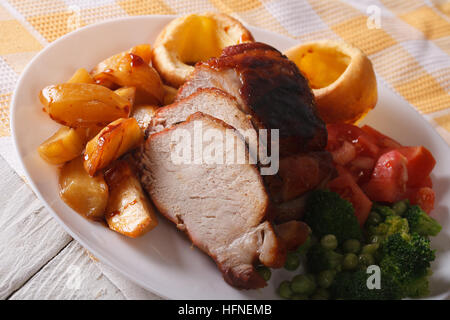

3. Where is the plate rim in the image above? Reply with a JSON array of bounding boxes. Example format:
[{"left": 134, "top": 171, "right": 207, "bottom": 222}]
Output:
[{"left": 10, "top": 15, "right": 450, "bottom": 300}]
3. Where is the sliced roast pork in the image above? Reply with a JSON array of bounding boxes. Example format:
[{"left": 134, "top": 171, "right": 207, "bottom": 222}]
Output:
[
  {"left": 139, "top": 112, "right": 286, "bottom": 289},
  {"left": 176, "top": 42, "right": 335, "bottom": 213},
  {"left": 147, "top": 87, "right": 255, "bottom": 138}
]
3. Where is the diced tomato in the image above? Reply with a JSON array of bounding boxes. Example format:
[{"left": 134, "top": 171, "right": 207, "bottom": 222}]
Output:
[
  {"left": 362, "top": 150, "right": 408, "bottom": 203},
  {"left": 421, "top": 176, "right": 433, "bottom": 188},
  {"left": 360, "top": 125, "right": 402, "bottom": 150},
  {"left": 328, "top": 166, "right": 372, "bottom": 226},
  {"left": 408, "top": 187, "right": 435, "bottom": 214},
  {"left": 397, "top": 146, "right": 436, "bottom": 187},
  {"left": 354, "top": 134, "right": 380, "bottom": 158},
  {"left": 327, "top": 124, "right": 380, "bottom": 158},
  {"left": 327, "top": 124, "right": 366, "bottom": 150},
  {"left": 331, "top": 140, "right": 356, "bottom": 165},
  {"left": 325, "top": 123, "right": 437, "bottom": 214},
  {"left": 347, "top": 156, "right": 376, "bottom": 184}
]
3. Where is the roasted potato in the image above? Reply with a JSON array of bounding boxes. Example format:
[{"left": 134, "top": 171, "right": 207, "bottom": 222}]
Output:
[
  {"left": 163, "top": 85, "right": 178, "bottom": 105},
  {"left": 131, "top": 105, "right": 159, "bottom": 130},
  {"left": 84, "top": 118, "right": 143, "bottom": 176},
  {"left": 104, "top": 160, "right": 158, "bottom": 237},
  {"left": 91, "top": 45, "right": 152, "bottom": 75},
  {"left": 91, "top": 50, "right": 164, "bottom": 105},
  {"left": 129, "top": 44, "right": 152, "bottom": 65},
  {"left": 74, "top": 125, "right": 103, "bottom": 142},
  {"left": 115, "top": 87, "right": 136, "bottom": 107},
  {"left": 38, "top": 127, "right": 85, "bottom": 165},
  {"left": 40, "top": 83, "right": 131, "bottom": 128},
  {"left": 68, "top": 68, "right": 95, "bottom": 84},
  {"left": 59, "top": 156, "right": 109, "bottom": 220}
]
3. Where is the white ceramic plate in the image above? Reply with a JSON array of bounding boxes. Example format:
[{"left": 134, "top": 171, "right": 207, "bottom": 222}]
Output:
[{"left": 11, "top": 15, "right": 450, "bottom": 299}]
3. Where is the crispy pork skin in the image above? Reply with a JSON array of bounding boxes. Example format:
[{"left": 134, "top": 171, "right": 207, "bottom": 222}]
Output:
[{"left": 139, "top": 112, "right": 285, "bottom": 289}]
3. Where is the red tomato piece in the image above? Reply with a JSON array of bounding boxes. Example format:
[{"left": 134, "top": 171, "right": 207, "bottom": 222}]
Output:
[
  {"left": 347, "top": 156, "right": 376, "bottom": 184},
  {"left": 331, "top": 140, "right": 356, "bottom": 166},
  {"left": 421, "top": 176, "right": 433, "bottom": 188},
  {"left": 363, "top": 150, "right": 408, "bottom": 203},
  {"left": 354, "top": 134, "right": 380, "bottom": 158},
  {"left": 360, "top": 125, "right": 402, "bottom": 150},
  {"left": 328, "top": 166, "right": 372, "bottom": 226},
  {"left": 327, "top": 124, "right": 380, "bottom": 158},
  {"left": 408, "top": 187, "right": 435, "bottom": 214},
  {"left": 397, "top": 146, "right": 436, "bottom": 187},
  {"left": 326, "top": 123, "right": 437, "bottom": 214}
]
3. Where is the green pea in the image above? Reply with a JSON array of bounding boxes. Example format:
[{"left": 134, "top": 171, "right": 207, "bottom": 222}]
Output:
[
  {"left": 290, "top": 274, "right": 316, "bottom": 295},
  {"left": 358, "top": 253, "right": 375, "bottom": 267},
  {"left": 342, "top": 253, "right": 359, "bottom": 270},
  {"left": 317, "top": 270, "right": 335, "bottom": 289},
  {"left": 284, "top": 252, "right": 300, "bottom": 271},
  {"left": 361, "top": 243, "right": 379, "bottom": 255},
  {"left": 392, "top": 200, "right": 409, "bottom": 216},
  {"left": 256, "top": 266, "right": 271, "bottom": 281},
  {"left": 320, "top": 234, "right": 338, "bottom": 250},
  {"left": 310, "top": 288, "right": 330, "bottom": 300},
  {"left": 291, "top": 293, "right": 309, "bottom": 300},
  {"left": 366, "top": 211, "right": 382, "bottom": 226},
  {"left": 343, "top": 239, "right": 361, "bottom": 254},
  {"left": 278, "top": 280, "right": 292, "bottom": 299}
]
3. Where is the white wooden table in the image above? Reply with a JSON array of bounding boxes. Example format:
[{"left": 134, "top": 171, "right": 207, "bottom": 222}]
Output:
[{"left": 0, "top": 154, "right": 162, "bottom": 300}]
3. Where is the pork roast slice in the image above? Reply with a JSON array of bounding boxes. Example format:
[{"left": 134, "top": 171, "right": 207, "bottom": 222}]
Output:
[
  {"left": 176, "top": 42, "right": 335, "bottom": 216},
  {"left": 147, "top": 87, "right": 254, "bottom": 137},
  {"left": 139, "top": 112, "right": 285, "bottom": 289}
]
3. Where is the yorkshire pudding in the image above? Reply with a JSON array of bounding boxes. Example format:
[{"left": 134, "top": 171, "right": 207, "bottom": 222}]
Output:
[
  {"left": 152, "top": 13, "right": 254, "bottom": 88},
  {"left": 285, "top": 40, "right": 377, "bottom": 124}
]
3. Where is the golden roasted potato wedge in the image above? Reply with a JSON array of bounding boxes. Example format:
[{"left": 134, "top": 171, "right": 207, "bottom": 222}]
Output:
[
  {"left": 38, "top": 127, "right": 85, "bottom": 165},
  {"left": 59, "top": 156, "right": 109, "bottom": 220},
  {"left": 84, "top": 118, "right": 143, "bottom": 176},
  {"left": 163, "top": 85, "right": 178, "bottom": 105},
  {"left": 91, "top": 45, "right": 152, "bottom": 74},
  {"left": 94, "top": 76, "right": 118, "bottom": 89},
  {"left": 91, "top": 52, "right": 164, "bottom": 105},
  {"left": 104, "top": 160, "right": 158, "bottom": 237},
  {"left": 115, "top": 86, "right": 136, "bottom": 107},
  {"left": 68, "top": 68, "right": 95, "bottom": 84},
  {"left": 40, "top": 83, "right": 131, "bottom": 127},
  {"left": 74, "top": 125, "right": 103, "bottom": 142},
  {"left": 131, "top": 105, "right": 159, "bottom": 130},
  {"left": 129, "top": 44, "right": 152, "bottom": 65}
]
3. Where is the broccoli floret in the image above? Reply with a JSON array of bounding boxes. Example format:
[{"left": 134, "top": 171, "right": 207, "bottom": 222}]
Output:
[
  {"left": 330, "top": 232, "right": 436, "bottom": 299},
  {"left": 400, "top": 275, "right": 430, "bottom": 298},
  {"left": 405, "top": 205, "right": 442, "bottom": 237},
  {"left": 306, "top": 244, "right": 343, "bottom": 272},
  {"left": 372, "top": 204, "right": 397, "bottom": 218},
  {"left": 304, "top": 190, "right": 362, "bottom": 243},
  {"left": 368, "top": 215, "right": 410, "bottom": 242},
  {"left": 379, "top": 233, "right": 435, "bottom": 283},
  {"left": 330, "top": 270, "right": 401, "bottom": 300}
]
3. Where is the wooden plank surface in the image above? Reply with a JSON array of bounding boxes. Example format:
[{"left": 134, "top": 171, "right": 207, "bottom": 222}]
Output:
[
  {"left": 0, "top": 156, "right": 72, "bottom": 299},
  {"left": 10, "top": 241, "right": 125, "bottom": 300}
]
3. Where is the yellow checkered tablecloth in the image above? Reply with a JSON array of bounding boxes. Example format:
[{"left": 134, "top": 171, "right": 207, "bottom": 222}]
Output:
[{"left": 0, "top": 0, "right": 449, "bottom": 147}]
